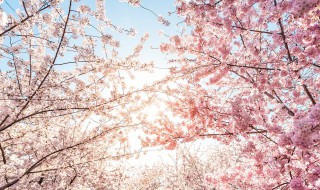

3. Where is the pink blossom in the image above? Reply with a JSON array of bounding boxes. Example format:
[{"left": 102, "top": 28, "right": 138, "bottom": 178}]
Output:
[{"left": 289, "top": 177, "right": 306, "bottom": 190}]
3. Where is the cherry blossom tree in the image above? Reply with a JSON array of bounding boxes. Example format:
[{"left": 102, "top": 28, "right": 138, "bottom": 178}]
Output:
[
  {"left": 0, "top": 0, "right": 155, "bottom": 189},
  {"left": 1, "top": 0, "right": 319, "bottom": 189},
  {"left": 145, "top": 0, "right": 320, "bottom": 189},
  {"left": 109, "top": 142, "right": 238, "bottom": 189}
]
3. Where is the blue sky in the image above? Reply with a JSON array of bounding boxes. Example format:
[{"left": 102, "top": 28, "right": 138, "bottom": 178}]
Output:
[
  {"left": 105, "top": 0, "right": 182, "bottom": 65},
  {"left": 101, "top": 0, "right": 185, "bottom": 87}
]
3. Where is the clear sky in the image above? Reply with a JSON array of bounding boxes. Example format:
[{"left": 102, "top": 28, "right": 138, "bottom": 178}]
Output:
[{"left": 105, "top": 0, "right": 181, "bottom": 62}]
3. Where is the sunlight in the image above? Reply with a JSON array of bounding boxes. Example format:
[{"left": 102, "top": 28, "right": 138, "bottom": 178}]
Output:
[{"left": 0, "top": 0, "right": 319, "bottom": 189}]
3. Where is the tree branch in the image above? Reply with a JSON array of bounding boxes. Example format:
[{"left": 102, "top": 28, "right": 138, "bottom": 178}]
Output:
[
  {"left": 199, "top": 130, "right": 267, "bottom": 137},
  {"left": 210, "top": 21, "right": 275, "bottom": 34},
  {"left": 0, "top": 143, "right": 6, "bottom": 164},
  {"left": 227, "top": 63, "right": 276, "bottom": 70},
  {"left": 0, "top": 115, "right": 9, "bottom": 127},
  {"left": 303, "top": 84, "right": 316, "bottom": 105},
  {"left": 22, "top": 1, "right": 30, "bottom": 16},
  {"left": 0, "top": 141, "right": 84, "bottom": 190},
  {"left": 69, "top": 174, "right": 77, "bottom": 185},
  {"left": 278, "top": 18, "right": 293, "bottom": 62},
  {"left": 271, "top": 182, "right": 288, "bottom": 190},
  {"left": 265, "top": 91, "right": 295, "bottom": 116},
  {"left": 0, "top": 121, "right": 133, "bottom": 189},
  {"left": 13, "top": 0, "right": 72, "bottom": 122},
  {"left": 0, "top": 107, "right": 88, "bottom": 132},
  {"left": 0, "top": 3, "right": 51, "bottom": 37}
]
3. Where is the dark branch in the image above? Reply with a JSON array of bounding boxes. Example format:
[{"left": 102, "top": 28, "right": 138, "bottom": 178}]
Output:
[
  {"left": 278, "top": 18, "right": 293, "bottom": 62},
  {"left": 271, "top": 182, "right": 288, "bottom": 190},
  {"left": 0, "top": 115, "right": 9, "bottom": 127},
  {"left": 211, "top": 21, "right": 275, "bottom": 34},
  {"left": 264, "top": 91, "right": 294, "bottom": 116},
  {"left": 0, "top": 143, "right": 6, "bottom": 164},
  {"left": 22, "top": 1, "right": 30, "bottom": 16},
  {"left": 0, "top": 107, "right": 88, "bottom": 132},
  {"left": 69, "top": 174, "right": 77, "bottom": 185},
  {"left": 303, "top": 84, "right": 316, "bottom": 105},
  {"left": 13, "top": 0, "right": 72, "bottom": 122},
  {"left": 0, "top": 4, "right": 51, "bottom": 37}
]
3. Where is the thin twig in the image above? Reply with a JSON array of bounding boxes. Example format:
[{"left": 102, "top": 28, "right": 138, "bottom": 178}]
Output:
[
  {"left": 139, "top": 5, "right": 158, "bottom": 18},
  {"left": 271, "top": 182, "right": 288, "bottom": 190}
]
